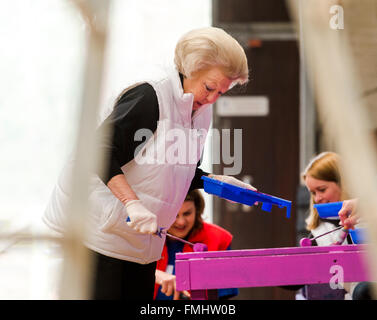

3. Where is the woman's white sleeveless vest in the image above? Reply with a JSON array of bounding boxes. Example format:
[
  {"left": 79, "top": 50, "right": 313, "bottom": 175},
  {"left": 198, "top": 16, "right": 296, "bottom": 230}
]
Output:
[{"left": 43, "top": 66, "right": 212, "bottom": 264}]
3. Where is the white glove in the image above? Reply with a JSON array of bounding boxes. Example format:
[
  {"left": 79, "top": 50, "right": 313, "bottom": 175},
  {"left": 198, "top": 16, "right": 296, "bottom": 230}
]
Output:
[
  {"left": 210, "top": 174, "right": 257, "bottom": 191},
  {"left": 125, "top": 200, "right": 158, "bottom": 234}
]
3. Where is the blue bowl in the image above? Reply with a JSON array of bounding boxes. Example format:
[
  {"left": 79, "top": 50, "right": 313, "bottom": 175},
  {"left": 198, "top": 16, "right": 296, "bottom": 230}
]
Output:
[
  {"left": 349, "top": 228, "right": 365, "bottom": 244},
  {"left": 313, "top": 202, "right": 343, "bottom": 218}
]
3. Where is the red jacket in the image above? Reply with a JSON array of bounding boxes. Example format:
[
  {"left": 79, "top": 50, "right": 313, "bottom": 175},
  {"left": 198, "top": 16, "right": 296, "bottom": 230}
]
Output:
[{"left": 154, "top": 222, "right": 233, "bottom": 299}]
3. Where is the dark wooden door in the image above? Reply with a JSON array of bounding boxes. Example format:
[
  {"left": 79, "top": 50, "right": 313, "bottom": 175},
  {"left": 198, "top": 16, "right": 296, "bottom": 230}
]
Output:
[{"left": 212, "top": 40, "right": 300, "bottom": 299}]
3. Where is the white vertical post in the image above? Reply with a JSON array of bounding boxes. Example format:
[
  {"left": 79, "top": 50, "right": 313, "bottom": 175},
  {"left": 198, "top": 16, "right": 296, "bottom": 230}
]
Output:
[
  {"left": 287, "top": 0, "right": 377, "bottom": 298},
  {"left": 298, "top": 0, "right": 316, "bottom": 179},
  {"left": 59, "top": 0, "right": 111, "bottom": 300}
]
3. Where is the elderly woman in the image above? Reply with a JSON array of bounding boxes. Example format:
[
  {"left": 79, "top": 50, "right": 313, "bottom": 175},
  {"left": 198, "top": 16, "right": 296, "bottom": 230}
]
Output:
[{"left": 43, "top": 27, "right": 253, "bottom": 300}]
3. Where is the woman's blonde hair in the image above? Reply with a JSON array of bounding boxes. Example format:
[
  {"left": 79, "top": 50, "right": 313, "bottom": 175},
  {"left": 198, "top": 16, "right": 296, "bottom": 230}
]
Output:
[
  {"left": 174, "top": 27, "right": 249, "bottom": 86},
  {"left": 302, "top": 152, "right": 349, "bottom": 230}
]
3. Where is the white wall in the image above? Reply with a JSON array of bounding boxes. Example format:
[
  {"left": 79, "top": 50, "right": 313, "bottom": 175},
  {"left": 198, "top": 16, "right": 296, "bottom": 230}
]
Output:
[{"left": 0, "top": 0, "right": 212, "bottom": 233}]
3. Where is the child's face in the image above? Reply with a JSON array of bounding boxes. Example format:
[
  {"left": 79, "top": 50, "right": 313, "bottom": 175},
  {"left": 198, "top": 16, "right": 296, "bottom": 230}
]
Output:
[
  {"left": 305, "top": 175, "right": 342, "bottom": 204},
  {"left": 168, "top": 200, "right": 196, "bottom": 239}
]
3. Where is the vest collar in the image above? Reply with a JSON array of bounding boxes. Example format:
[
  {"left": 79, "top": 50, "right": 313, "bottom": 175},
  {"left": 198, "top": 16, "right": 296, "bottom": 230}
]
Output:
[
  {"left": 166, "top": 65, "right": 212, "bottom": 124},
  {"left": 169, "top": 65, "right": 193, "bottom": 105}
]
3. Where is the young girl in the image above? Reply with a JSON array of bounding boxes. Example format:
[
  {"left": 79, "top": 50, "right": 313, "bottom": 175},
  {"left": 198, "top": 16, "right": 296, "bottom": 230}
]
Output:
[
  {"left": 300, "top": 151, "right": 353, "bottom": 299},
  {"left": 303, "top": 152, "right": 352, "bottom": 245},
  {"left": 154, "top": 190, "right": 238, "bottom": 300}
]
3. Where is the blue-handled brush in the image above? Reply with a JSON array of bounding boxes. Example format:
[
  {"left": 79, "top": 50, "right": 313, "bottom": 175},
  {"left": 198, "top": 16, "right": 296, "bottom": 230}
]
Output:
[{"left": 126, "top": 216, "right": 207, "bottom": 252}]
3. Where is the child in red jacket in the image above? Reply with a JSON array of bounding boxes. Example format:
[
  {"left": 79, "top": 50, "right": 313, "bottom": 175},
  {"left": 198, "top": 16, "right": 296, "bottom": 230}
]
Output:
[{"left": 154, "top": 190, "right": 238, "bottom": 300}]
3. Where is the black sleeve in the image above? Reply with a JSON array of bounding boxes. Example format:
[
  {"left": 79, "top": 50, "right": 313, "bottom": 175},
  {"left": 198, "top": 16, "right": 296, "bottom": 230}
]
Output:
[
  {"left": 188, "top": 161, "right": 210, "bottom": 191},
  {"left": 95, "top": 83, "right": 159, "bottom": 184},
  {"left": 307, "top": 232, "right": 318, "bottom": 246},
  {"left": 279, "top": 285, "right": 304, "bottom": 291}
]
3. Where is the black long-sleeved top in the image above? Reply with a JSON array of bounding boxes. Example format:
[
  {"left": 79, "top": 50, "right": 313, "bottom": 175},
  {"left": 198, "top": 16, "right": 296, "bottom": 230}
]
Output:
[{"left": 95, "top": 81, "right": 209, "bottom": 190}]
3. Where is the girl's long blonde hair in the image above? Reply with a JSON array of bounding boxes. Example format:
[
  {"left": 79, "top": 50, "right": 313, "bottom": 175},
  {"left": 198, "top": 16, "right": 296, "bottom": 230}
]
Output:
[{"left": 302, "top": 152, "right": 349, "bottom": 230}]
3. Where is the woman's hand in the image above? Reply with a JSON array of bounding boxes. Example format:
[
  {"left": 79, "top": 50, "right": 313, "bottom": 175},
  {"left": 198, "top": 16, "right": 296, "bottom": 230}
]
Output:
[
  {"left": 209, "top": 174, "right": 257, "bottom": 191},
  {"left": 208, "top": 174, "right": 257, "bottom": 204},
  {"left": 338, "top": 199, "right": 359, "bottom": 229},
  {"left": 103, "top": 174, "right": 157, "bottom": 234},
  {"left": 125, "top": 200, "right": 157, "bottom": 234},
  {"left": 155, "top": 270, "right": 191, "bottom": 300}
]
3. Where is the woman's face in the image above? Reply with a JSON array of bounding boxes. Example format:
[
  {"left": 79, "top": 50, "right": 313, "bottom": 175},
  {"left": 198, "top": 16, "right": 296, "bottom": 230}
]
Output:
[
  {"left": 183, "top": 67, "right": 233, "bottom": 112},
  {"left": 305, "top": 175, "right": 342, "bottom": 204},
  {"left": 168, "top": 200, "right": 196, "bottom": 239}
]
